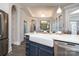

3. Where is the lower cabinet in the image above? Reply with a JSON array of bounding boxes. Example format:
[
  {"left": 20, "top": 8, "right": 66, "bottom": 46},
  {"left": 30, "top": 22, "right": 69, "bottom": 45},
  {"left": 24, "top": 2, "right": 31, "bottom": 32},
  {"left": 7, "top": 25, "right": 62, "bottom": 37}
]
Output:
[
  {"left": 28, "top": 41, "right": 54, "bottom": 56},
  {"left": 38, "top": 44, "right": 54, "bottom": 56},
  {"left": 29, "top": 42, "right": 39, "bottom": 56},
  {"left": 25, "top": 35, "right": 29, "bottom": 56}
]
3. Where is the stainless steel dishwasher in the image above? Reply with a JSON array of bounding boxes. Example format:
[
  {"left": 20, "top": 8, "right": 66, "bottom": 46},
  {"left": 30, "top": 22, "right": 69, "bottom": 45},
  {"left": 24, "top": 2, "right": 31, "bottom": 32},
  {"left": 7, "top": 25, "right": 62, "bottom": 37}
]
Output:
[{"left": 54, "top": 40, "right": 79, "bottom": 56}]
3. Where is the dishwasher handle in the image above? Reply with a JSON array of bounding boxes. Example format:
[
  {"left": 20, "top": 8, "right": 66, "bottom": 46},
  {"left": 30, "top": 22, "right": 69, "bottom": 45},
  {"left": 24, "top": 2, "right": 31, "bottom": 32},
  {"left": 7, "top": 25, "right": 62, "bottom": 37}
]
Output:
[{"left": 66, "top": 42, "right": 76, "bottom": 46}]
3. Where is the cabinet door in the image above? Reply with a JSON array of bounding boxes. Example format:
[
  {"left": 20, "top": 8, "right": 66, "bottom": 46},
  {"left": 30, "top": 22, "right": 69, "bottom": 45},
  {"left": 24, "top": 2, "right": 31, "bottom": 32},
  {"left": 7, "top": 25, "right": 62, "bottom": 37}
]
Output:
[
  {"left": 29, "top": 41, "right": 53, "bottom": 56},
  {"left": 38, "top": 48, "right": 53, "bottom": 56},
  {"left": 38, "top": 44, "right": 53, "bottom": 56},
  {"left": 29, "top": 41, "right": 39, "bottom": 56}
]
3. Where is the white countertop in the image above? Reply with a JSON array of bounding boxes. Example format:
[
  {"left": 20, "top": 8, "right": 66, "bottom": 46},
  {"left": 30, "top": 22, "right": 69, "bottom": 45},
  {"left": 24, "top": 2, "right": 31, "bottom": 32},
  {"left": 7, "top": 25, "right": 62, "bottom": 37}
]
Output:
[{"left": 25, "top": 33, "right": 79, "bottom": 47}]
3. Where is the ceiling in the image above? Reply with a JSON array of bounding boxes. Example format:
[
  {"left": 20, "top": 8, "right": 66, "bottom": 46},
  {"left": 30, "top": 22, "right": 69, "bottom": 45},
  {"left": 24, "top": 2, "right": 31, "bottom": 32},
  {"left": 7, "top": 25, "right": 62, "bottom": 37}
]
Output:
[
  {"left": 20, "top": 3, "right": 72, "bottom": 7},
  {"left": 27, "top": 6, "right": 55, "bottom": 17},
  {"left": 19, "top": 3, "right": 73, "bottom": 17}
]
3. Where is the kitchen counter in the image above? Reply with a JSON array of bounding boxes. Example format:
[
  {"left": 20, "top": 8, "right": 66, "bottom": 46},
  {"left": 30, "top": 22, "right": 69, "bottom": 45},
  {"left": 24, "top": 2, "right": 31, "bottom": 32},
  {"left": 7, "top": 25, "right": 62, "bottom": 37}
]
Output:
[
  {"left": 25, "top": 33, "right": 79, "bottom": 47},
  {"left": 53, "top": 34, "right": 79, "bottom": 44},
  {"left": 25, "top": 33, "right": 54, "bottom": 47}
]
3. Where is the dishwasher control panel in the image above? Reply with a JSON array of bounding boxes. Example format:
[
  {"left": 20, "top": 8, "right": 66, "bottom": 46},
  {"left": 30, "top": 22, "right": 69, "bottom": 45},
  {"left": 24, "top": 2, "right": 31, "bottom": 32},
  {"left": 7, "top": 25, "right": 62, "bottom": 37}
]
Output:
[{"left": 54, "top": 40, "right": 79, "bottom": 56}]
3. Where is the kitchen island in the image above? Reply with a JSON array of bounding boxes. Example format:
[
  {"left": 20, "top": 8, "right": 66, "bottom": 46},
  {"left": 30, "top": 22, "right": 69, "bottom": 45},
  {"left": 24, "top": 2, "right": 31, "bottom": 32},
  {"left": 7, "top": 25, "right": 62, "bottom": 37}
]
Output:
[{"left": 25, "top": 33, "right": 79, "bottom": 56}]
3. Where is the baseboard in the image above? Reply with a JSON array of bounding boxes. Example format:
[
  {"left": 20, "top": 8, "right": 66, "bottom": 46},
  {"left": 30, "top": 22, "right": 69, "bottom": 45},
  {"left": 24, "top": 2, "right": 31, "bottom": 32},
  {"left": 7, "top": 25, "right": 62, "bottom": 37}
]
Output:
[
  {"left": 8, "top": 41, "right": 21, "bottom": 53},
  {"left": 8, "top": 47, "right": 12, "bottom": 53},
  {"left": 12, "top": 41, "right": 21, "bottom": 45}
]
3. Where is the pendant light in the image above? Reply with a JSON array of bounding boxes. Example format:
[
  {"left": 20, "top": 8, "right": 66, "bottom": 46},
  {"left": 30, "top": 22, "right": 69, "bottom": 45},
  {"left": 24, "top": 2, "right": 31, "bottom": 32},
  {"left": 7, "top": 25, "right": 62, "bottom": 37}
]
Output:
[{"left": 57, "top": 6, "right": 62, "bottom": 14}]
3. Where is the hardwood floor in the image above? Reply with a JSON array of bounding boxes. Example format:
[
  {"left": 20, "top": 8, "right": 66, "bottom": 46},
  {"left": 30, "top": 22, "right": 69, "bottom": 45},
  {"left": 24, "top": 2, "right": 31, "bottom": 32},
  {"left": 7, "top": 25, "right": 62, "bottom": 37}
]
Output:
[{"left": 7, "top": 41, "right": 26, "bottom": 56}]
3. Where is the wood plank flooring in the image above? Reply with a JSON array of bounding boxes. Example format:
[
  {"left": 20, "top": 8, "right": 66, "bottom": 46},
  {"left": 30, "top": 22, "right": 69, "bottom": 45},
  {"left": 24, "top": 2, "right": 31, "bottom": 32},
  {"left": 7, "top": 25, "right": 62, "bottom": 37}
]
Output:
[{"left": 7, "top": 41, "right": 26, "bottom": 56}]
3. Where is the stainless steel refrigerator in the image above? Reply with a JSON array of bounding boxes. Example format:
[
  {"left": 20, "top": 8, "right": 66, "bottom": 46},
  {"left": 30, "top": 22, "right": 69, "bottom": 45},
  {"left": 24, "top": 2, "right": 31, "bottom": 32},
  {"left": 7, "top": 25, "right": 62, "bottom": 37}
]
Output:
[{"left": 0, "top": 10, "right": 8, "bottom": 56}]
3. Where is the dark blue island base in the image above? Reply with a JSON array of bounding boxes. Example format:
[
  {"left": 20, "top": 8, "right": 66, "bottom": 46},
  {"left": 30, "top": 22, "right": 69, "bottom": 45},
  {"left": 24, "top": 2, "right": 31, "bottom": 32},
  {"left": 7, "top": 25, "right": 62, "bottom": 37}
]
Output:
[
  {"left": 28, "top": 41, "right": 54, "bottom": 56},
  {"left": 25, "top": 35, "right": 54, "bottom": 56}
]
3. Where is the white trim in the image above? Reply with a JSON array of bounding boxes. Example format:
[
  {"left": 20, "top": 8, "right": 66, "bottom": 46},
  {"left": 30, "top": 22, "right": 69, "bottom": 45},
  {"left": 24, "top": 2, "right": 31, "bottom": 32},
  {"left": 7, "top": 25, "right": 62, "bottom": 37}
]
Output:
[
  {"left": 8, "top": 41, "right": 21, "bottom": 53},
  {"left": 27, "top": 7, "right": 34, "bottom": 17},
  {"left": 12, "top": 42, "right": 21, "bottom": 45},
  {"left": 8, "top": 47, "right": 12, "bottom": 53}
]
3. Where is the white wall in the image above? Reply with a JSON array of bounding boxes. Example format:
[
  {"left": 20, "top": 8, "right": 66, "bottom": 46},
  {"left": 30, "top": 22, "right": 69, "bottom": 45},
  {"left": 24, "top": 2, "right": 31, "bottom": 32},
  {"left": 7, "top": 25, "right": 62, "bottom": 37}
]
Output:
[
  {"left": 0, "top": 3, "right": 9, "bottom": 13},
  {"left": 19, "top": 8, "right": 28, "bottom": 42},
  {"left": 35, "top": 18, "right": 40, "bottom": 32},
  {"left": 10, "top": 4, "right": 31, "bottom": 45}
]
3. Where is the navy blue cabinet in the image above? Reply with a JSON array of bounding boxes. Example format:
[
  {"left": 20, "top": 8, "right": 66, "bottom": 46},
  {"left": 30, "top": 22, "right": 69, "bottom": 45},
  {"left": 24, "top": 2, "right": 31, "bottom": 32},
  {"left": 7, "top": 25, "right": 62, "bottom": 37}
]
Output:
[
  {"left": 39, "top": 48, "right": 52, "bottom": 56},
  {"left": 25, "top": 35, "right": 29, "bottom": 56},
  {"left": 28, "top": 41, "right": 54, "bottom": 56},
  {"left": 38, "top": 44, "right": 54, "bottom": 56},
  {"left": 25, "top": 35, "right": 54, "bottom": 56},
  {"left": 29, "top": 41, "right": 39, "bottom": 56}
]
